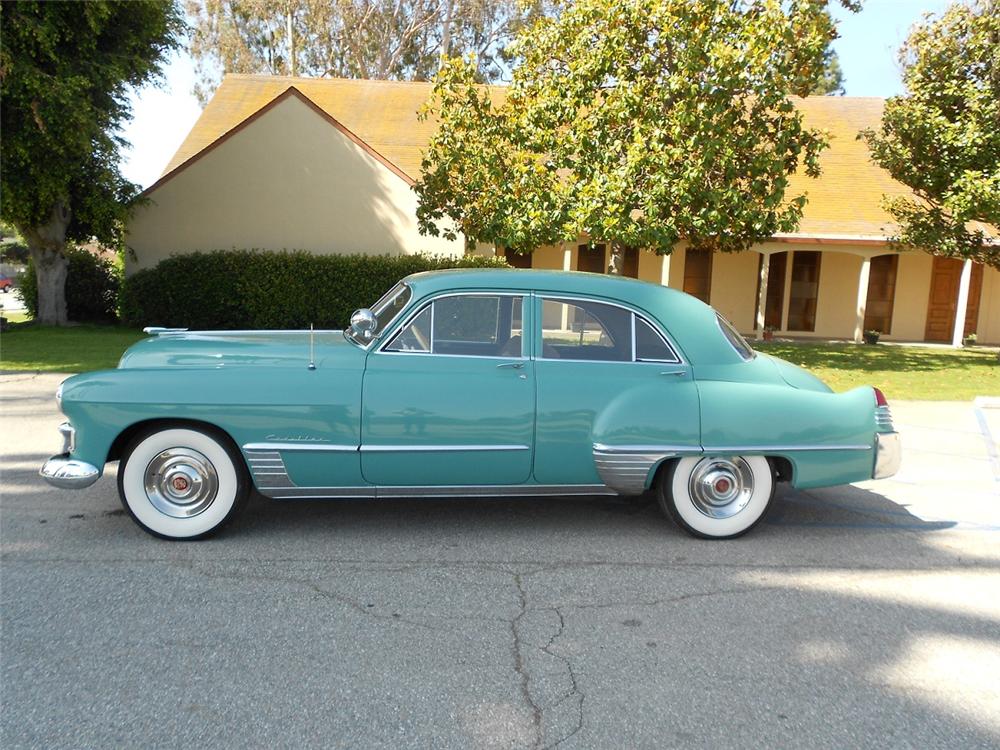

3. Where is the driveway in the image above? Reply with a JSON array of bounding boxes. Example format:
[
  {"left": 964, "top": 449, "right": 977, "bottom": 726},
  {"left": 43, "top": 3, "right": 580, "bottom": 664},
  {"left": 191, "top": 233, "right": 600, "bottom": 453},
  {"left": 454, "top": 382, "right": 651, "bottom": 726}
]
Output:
[{"left": 2, "top": 372, "right": 999, "bottom": 749}]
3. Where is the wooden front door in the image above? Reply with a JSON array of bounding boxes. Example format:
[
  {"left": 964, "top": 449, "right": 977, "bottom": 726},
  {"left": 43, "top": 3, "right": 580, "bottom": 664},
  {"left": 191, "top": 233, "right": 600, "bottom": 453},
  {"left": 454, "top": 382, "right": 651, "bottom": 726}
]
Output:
[{"left": 924, "top": 257, "right": 983, "bottom": 342}]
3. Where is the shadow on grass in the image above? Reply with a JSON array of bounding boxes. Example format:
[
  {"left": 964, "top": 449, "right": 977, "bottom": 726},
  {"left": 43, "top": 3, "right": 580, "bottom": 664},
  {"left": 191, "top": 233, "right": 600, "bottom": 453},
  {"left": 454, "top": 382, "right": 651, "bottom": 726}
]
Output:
[{"left": 757, "top": 341, "right": 998, "bottom": 375}]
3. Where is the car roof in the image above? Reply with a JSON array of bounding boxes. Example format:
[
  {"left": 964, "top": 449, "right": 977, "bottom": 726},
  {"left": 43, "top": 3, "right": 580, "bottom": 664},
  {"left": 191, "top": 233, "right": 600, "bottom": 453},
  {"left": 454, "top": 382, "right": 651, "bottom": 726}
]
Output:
[{"left": 401, "top": 268, "right": 743, "bottom": 364}]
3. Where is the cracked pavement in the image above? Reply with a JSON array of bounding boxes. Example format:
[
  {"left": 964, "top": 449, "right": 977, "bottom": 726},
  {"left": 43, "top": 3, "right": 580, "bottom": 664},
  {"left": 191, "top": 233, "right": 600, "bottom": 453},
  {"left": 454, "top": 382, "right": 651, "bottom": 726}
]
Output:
[{"left": 3, "top": 372, "right": 1000, "bottom": 749}]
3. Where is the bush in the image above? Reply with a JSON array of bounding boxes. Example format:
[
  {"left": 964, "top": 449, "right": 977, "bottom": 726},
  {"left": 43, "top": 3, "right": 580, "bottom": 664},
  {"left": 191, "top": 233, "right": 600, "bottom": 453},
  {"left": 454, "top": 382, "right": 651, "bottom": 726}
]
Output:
[
  {"left": 119, "top": 250, "right": 510, "bottom": 329},
  {"left": 20, "top": 246, "right": 121, "bottom": 323}
]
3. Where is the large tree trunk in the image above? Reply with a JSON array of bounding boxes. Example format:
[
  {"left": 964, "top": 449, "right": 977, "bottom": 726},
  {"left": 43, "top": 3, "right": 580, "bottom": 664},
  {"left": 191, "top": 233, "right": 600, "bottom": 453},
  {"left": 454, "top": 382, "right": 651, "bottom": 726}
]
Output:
[
  {"left": 21, "top": 201, "right": 71, "bottom": 326},
  {"left": 607, "top": 242, "right": 624, "bottom": 275}
]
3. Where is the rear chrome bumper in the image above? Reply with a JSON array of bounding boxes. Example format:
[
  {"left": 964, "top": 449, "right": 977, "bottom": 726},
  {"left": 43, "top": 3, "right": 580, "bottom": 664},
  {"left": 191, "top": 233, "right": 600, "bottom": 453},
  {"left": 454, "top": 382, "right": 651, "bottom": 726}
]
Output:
[
  {"left": 41, "top": 454, "right": 100, "bottom": 489},
  {"left": 872, "top": 432, "right": 901, "bottom": 480}
]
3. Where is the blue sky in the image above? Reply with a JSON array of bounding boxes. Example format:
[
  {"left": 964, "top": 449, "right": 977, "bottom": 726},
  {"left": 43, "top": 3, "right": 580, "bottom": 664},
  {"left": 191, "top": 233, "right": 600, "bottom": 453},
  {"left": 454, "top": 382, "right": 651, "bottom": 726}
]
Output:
[{"left": 120, "top": 0, "right": 954, "bottom": 189}]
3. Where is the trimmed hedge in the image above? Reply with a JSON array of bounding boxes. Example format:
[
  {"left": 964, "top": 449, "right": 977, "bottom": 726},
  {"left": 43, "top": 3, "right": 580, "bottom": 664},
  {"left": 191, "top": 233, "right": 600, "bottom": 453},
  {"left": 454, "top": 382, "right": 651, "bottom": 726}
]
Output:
[
  {"left": 119, "top": 250, "right": 510, "bottom": 329},
  {"left": 21, "top": 246, "right": 121, "bottom": 323}
]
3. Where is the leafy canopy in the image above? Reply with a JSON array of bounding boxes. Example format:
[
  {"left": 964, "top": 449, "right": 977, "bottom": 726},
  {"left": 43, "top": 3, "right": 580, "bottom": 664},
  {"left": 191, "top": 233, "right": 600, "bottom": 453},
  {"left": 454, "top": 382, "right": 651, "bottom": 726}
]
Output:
[
  {"left": 416, "top": 0, "right": 860, "bottom": 256},
  {"left": 0, "top": 0, "right": 182, "bottom": 246},
  {"left": 862, "top": 0, "right": 999, "bottom": 266},
  {"left": 187, "top": 0, "right": 551, "bottom": 104}
]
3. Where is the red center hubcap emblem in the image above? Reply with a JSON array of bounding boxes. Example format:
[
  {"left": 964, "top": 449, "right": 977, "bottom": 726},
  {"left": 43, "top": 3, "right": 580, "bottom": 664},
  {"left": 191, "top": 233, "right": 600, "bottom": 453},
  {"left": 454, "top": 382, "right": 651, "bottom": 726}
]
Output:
[
  {"left": 715, "top": 479, "right": 731, "bottom": 494},
  {"left": 172, "top": 476, "right": 190, "bottom": 492}
]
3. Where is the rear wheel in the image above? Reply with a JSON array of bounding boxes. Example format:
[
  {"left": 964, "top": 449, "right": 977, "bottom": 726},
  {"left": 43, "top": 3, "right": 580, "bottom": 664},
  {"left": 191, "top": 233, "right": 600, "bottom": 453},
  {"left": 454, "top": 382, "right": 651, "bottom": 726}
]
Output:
[
  {"left": 658, "top": 455, "right": 774, "bottom": 539},
  {"left": 118, "top": 426, "right": 248, "bottom": 540}
]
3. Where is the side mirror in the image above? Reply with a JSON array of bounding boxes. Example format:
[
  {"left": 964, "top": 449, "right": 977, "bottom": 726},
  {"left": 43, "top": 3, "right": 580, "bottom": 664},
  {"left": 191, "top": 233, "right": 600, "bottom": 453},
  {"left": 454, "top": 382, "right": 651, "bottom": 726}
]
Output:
[{"left": 350, "top": 308, "right": 377, "bottom": 340}]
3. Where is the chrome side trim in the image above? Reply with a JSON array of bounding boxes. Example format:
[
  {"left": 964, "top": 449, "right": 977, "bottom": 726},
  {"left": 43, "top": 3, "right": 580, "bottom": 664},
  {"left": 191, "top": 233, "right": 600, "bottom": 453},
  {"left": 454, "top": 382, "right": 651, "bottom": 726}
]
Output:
[
  {"left": 259, "top": 484, "right": 617, "bottom": 500},
  {"left": 142, "top": 326, "right": 189, "bottom": 335},
  {"left": 702, "top": 444, "right": 872, "bottom": 452},
  {"left": 40, "top": 454, "right": 100, "bottom": 489},
  {"left": 242, "top": 442, "right": 357, "bottom": 452},
  {"left": 873, "top": 432, "right": 901, "bottom": 479},
  {"left": 260, "top": 486, "right": 376, "bottom": 499},
  {"left": 593, "top": 444, "right": 698, "bottom": 495},
  {"left": 376, "top": 484, "right": 616, "bottom": 498},
  {"left": 244, "top": 449, "right": 295, "bottom": 489},
  {"left": 360, "top": 444, "right": 530, "bottom": 453}
]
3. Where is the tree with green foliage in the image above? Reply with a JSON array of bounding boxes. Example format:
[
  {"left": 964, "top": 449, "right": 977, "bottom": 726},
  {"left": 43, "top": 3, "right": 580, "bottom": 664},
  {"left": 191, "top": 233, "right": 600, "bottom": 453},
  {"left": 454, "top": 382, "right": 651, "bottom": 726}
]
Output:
[
  {"left": 415, "top": 0, "right": 860, "bottom": 273},
  {"left": 812, "top": 49, "right": 845, "bottom": 95},
  {"left": 0, "top": 1, "right": 182, "bottom": 325},
  {"left": 187, "top": 0, "right": 550, "bottom": 105},
  {"left": 862, "top": 0, "right": 999, "bottom": 266}
]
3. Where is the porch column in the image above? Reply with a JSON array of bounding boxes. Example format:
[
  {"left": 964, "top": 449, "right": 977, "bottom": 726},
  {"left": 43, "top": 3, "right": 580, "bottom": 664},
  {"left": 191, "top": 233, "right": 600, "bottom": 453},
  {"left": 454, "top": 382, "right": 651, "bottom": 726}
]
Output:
[
  {"left": 560, "top": 242, "right": 572, "bottom": 332},
  {"left": 659, "top": 253, "right": 672, "bottom": 288},
  {"left": 952, "top": 259, "right": 973, "bottom": 347},
  {"left": 755, "top": 252, "right": 769, "bottom": 340},
  {"left": 853, "top": 256, "right": 871, "bottom": 344}
]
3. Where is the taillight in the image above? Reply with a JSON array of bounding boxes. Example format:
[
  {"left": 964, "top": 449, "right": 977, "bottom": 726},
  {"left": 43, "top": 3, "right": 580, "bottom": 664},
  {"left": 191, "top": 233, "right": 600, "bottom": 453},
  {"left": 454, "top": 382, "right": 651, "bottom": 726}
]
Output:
[{"left": 873, "top": 387, "right": 889, "bottom": 407}]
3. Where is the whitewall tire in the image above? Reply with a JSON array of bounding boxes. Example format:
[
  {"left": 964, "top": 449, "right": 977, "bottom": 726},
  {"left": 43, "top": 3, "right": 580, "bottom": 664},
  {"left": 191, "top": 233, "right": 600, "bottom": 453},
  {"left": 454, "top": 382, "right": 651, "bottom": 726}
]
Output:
[
  {"left": 659, "top": 455, "right": 774, "bottom": 539},
  {"left": 118, "top": 426, "right": 248, "bottom": 540}
]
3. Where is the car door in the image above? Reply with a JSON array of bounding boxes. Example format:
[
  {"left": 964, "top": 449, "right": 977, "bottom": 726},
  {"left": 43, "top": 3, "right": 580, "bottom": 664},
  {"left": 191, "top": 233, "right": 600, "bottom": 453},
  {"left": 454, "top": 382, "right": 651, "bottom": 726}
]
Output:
[
  {"left": 532, "top": 295, "right": 701, "bottom": 487},
  {"left": 361, "top": 292, "right": 535, "bottom": 486}
]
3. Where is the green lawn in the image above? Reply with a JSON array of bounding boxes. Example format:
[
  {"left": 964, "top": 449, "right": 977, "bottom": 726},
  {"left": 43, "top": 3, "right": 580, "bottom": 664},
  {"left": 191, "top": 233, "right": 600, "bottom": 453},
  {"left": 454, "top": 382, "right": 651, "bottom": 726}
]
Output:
[
  {"left": 756, "top": 341, "right": 1000, "bottom": 401},
  {"left": 1, "top": 323, "right": 144, "bottom": 372},
  {"left": 1, "top": 322, "right": 997, "bottom": 400}
]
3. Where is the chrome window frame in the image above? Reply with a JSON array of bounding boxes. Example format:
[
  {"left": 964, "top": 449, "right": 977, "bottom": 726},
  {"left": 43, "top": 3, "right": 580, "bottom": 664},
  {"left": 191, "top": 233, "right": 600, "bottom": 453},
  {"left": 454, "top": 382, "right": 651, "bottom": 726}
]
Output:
[
  {"left": 346, "top": 282, "right": 413, "bottom": 349},
  {"left": 378, "top": 291, "right": 529, "bottom": 360},
  {"left": 537, "top": 294, "right": 684, "bottom": 365}
]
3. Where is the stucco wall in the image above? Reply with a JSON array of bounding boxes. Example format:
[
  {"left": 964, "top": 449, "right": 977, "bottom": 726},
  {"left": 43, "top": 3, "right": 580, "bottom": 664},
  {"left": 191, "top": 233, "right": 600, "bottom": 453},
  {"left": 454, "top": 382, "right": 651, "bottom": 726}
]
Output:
[
  {"left": 978, "top": 266, "right": 1000, "bottom": 345},
  {"left": 126, "top": 95, "right": 462, "bottom": 273},
  {"left": 885, "top": 251, "right": 932, "bottom": 341},
  {"left": 709, "top": 251, "right": 759, "bottom": 333}
]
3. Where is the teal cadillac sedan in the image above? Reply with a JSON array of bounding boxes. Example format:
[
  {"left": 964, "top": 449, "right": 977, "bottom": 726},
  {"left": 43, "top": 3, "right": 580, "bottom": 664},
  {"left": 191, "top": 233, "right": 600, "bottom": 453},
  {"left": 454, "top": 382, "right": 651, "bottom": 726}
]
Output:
[{"left": 41, "top": 269, "right": 900, "bottom": 540}]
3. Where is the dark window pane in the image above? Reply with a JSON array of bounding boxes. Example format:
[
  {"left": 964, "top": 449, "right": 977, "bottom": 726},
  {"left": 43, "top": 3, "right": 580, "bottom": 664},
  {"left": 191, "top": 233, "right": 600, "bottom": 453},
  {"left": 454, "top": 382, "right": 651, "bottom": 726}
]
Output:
[
  {"left": 541, "top": 298, "right": 630, "bottom": 361},
  {"left": 623, "top": 247, "right": 639, "bottom": 278},
  {"left": 683, "top": 249, "right": 713, "bottom": 303},
  {"left": 635, "top": 317, "right": 677, "bottom": 361},
  {"left": 863, "top": 254, "right": 898, "bottom": 334},
  {"left": 786, "top": 251, "right": 821, "bottom": 331},
  {"left": 577, "top": 244, "right": 606, "bottom": 274}
]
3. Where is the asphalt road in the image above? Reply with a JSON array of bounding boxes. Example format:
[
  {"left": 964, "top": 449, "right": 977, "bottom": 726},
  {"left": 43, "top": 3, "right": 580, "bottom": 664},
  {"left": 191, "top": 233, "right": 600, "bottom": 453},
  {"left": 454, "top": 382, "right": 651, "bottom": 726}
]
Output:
[{"left": 3, "top": 372, "right": 999, "bottom": 749}]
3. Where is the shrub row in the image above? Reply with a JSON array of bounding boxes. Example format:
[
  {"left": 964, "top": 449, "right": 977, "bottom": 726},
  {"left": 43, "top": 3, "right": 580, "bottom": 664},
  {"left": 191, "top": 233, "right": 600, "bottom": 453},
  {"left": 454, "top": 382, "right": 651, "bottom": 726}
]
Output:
[
  {"left": 20, "top": 246, "right": 121, "bottom": 323},
  {"left": 119, "top": 250, "right": 509, "bottom": 329}
]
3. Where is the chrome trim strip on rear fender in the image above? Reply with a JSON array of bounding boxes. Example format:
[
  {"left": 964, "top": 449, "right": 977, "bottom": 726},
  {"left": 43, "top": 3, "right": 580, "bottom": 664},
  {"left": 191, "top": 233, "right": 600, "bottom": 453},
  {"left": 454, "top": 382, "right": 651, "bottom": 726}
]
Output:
[
  {"left": 701, "top": 444, "right": 872, "bottom": 453},
  {"left": 592, "top": 444, "right": 700, "bottom": 495}
]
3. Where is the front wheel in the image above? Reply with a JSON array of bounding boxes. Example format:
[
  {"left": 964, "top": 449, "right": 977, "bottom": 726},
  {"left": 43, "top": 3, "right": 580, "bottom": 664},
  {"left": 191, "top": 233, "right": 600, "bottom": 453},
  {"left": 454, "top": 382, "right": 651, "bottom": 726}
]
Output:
[
  {"left": 118, "top": 426, "right": 249, "bottom": 540},
  {"left": 658, "top": 455, "right": 774, "bottom": 539}
]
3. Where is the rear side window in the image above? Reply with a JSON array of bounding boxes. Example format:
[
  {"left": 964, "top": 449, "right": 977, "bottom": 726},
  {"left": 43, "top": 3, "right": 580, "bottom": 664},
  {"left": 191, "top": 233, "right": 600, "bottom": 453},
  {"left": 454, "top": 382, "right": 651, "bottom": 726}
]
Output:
[
  {"left": 717, "top": 314, "right": 755, "bottom": 360},
  {"left": 540, "top": 298, "right": 631, "bottom": 361}
]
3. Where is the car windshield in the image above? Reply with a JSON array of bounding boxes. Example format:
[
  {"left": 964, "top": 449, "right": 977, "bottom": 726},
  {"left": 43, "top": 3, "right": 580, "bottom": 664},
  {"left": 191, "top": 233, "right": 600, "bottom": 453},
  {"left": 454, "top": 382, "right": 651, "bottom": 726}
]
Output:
[
  {"left": 345, "top": 282, "right": 412, "bottom": 346},
  {"left": 717, "top": 313, "right": 755, "bottom": 360}
]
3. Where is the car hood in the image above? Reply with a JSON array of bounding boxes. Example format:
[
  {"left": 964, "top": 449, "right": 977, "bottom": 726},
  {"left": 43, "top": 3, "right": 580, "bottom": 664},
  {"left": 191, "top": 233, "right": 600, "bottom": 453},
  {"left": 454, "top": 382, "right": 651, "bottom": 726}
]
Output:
[
  {"left": 117, "top": 330, "right": 361, "bottom": 369},
  {"left": 757, "top": 352, "right": 832, "bottom": 393}
]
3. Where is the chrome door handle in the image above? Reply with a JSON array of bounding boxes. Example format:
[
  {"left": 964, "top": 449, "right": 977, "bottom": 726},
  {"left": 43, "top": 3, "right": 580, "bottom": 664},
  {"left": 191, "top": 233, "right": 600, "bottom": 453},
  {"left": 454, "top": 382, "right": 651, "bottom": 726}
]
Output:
[
  {"left": 496, "top": 362, "right": 525, "bottom": 369},
  {"left": 659, "top": 370, "right": 686, "bottom": 377}
]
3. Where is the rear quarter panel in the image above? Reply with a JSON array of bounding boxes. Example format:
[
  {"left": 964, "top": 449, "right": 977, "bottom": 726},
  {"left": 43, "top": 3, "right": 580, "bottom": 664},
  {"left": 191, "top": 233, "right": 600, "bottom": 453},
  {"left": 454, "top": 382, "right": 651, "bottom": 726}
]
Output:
[{"left": 697, "top": 378, "right": 877, "bottom": 488}]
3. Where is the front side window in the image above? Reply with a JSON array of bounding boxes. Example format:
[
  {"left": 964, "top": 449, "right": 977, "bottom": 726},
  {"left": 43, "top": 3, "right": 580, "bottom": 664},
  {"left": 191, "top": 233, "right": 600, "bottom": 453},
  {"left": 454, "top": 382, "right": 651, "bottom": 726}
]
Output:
[
  {"left": 540, "top": 298, "right": 631, "bottom": 361},
  {"left": 384, "top": 295, "right": 524, "bottom": 357}
]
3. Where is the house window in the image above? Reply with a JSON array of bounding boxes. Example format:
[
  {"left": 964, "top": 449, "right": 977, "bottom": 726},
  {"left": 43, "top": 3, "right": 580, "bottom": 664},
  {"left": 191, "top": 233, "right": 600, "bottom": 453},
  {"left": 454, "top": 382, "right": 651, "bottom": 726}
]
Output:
[
  {"left": 864, "top": 254, "right": 898, "bottom": 335},
  {"left": 623, "top": 247, "right": 639, "bottom": 278},
  {"left": 683, "top": 248, "right": 713, "bottom": 304},
  {"left": 503, "top": 247, "right": 531, "bottom": 269},
  {"left": 786, "top": 251, "right": 821, "bottom": 332},
  {"left": 754, "top": 252, "right": 788, "bottom": 330},
  {"left": 577, "top": 244, "right": 606, "bottom": 274}
]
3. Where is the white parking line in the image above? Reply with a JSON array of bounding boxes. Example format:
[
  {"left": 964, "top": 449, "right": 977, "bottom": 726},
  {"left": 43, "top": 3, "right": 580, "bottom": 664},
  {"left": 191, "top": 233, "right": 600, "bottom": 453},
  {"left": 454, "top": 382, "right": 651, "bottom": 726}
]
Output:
[{"left": 972, "top": 397, "right": 1000, "bottom": 486}]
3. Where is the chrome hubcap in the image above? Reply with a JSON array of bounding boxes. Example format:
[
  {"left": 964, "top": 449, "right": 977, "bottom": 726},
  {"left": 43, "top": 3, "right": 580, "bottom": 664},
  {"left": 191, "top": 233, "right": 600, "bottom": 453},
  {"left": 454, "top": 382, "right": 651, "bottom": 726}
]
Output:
[
  {"left": 688, "top": 457, "right": 754, "bottom": 519},
  {"left": 144, "top": 448, "right": 218, "bottom": 518}
]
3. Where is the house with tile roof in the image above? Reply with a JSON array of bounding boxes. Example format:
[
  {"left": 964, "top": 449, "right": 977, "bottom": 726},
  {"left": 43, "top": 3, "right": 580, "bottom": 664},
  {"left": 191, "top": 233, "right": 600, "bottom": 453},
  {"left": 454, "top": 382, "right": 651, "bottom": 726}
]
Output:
[{"left": 126, "top": 74, "right": 1000, "bottom": 345}]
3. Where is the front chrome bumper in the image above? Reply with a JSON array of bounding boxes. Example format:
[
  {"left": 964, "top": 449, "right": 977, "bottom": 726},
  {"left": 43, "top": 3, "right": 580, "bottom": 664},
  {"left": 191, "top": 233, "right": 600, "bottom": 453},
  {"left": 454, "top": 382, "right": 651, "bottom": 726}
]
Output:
[
  {"left": 873, "top": 432, "right": 901, "bottom": 480},
  {"left": 39, "top": 422, "right": 99, "bottom": 489},
  {"left": 40, "top": 454, "right": 100, "bottom": 489}
]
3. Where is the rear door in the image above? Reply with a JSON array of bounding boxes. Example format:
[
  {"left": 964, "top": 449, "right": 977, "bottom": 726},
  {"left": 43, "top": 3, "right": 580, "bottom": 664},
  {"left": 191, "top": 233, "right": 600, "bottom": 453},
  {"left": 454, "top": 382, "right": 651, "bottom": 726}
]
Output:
[{"left": 532, "top": 295, "right": 701, "bottom": 487}]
